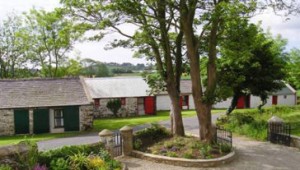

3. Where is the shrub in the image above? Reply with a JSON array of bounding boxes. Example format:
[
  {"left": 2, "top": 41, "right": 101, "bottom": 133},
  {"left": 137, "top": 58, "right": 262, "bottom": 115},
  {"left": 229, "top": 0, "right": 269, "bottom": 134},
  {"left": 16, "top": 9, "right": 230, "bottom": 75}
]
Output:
[
  {"left": 134, "top": 123, "right": 171, "bottom": 149},
  {"left": 69, "top": 152, "right": 88, "bottom": 170},
  {"left": 106, "top": 99, "right": 122, "bottom": 117},
  {"left": 38, "top": 143, "right": 104, "bottom": 167},
  {"left": 183, "top": 150, "right": 194, "bottom": 159},
  {"left": 199, "top": 144, "right": 212, "bottom": 158},
  {"left": 50, "top": 158, "right": 69, "bottom": 170},
  {"left": 219, "top": 143, "right": 232, "bottom": 153},
  {"left": 15, "top": 140, "right": 38, "bottom": 170},
  {"left": 86, "top": 155, "right": 106, "bottom": 170},
  {"left": 33, "top": 164, "right": 48, "bottom": 170},
  {"left": 0, "top": 165, "right": 12, "bottom": 170}
]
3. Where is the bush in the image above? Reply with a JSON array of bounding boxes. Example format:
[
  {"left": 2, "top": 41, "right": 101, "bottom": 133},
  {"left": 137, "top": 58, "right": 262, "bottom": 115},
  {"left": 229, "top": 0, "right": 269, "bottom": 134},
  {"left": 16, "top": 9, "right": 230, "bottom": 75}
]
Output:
[
  {"left": 0, "top": 165, "right": 12, "bottom": 170},
  {"left": 106, "top": 99, "right": 122, "bottom": 117},
  {"left": 50, "top": 158, "right": 69, "bottom": 170},
  {"left": 134, "top": 123, "right": 171, "bottom": 149},
  {"left": 38, "top": 143, "right": 104, "bottom": 167}
]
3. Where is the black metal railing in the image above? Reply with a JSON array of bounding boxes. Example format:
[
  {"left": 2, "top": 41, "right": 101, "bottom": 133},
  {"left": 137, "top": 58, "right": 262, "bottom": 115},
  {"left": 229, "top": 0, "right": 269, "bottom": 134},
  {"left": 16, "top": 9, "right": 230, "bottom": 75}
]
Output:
[
  {"left": 216, "top": 127, "right": 232, "bottom": 147},
  {"left": 268, "top": 123, "right": 291, "bottom": 146}
]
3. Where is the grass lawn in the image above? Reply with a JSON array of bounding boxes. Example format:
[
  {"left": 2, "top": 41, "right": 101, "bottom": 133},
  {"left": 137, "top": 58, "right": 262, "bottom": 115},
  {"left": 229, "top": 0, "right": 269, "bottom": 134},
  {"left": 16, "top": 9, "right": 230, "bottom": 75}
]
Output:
[
  {"left": 93, "top": 109, "right": 225, "bottom": 131},
  {"left": 218, "top": 106, "right": 300, "bottom": 140},
  {"left": 0, "top": 132, "right": 81, "bottom": 147}
]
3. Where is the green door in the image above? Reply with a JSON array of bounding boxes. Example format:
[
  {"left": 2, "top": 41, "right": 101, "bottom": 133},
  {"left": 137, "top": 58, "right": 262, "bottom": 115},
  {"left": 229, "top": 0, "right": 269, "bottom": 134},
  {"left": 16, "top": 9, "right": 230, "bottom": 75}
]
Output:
[
  {"left": 33, "top": 109, "right": 50, "bottom": 134},
  {"left": 63, "top": 106, "right": 80, "bottom": 131},
  {"left": 14, "top": 109, "right": 29, "bottom": 134}
]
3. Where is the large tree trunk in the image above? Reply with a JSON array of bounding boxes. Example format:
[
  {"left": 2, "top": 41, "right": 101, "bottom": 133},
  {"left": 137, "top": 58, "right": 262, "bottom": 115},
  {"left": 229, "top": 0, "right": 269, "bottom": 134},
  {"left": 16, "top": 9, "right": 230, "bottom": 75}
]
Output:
[{"left": 166, "top": 83, "right": 185, "bottom": 136}]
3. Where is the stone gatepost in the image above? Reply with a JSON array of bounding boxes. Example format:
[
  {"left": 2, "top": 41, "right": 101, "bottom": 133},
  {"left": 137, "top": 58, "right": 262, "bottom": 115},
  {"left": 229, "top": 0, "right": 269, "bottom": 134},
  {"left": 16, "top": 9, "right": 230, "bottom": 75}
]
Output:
[
  {"left": 120, "top": 126, "right": 133, "bottom": 156},
  {"left": 268, "top": 116, "right": 284, "bottom": 140},
  {"left": 99, "top": 129, "right": 114, "bottom": 155}
]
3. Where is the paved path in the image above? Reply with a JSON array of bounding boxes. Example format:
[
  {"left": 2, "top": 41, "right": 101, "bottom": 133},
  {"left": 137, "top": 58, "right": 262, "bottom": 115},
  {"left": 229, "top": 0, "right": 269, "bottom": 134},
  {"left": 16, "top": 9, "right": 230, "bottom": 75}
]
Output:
[{"left": 38, "top": 113, "right": 221, "bottom": 151}]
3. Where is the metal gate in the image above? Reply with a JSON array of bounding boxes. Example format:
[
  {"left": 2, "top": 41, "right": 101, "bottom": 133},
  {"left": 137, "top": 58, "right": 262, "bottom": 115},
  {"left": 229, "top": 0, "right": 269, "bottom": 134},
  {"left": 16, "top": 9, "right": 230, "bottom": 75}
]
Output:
[
  {"left": 268, "top": 123, "right": 291, "bottom": 146},
  {"left": 112, "top": 132, "right": 123, "bottom": 157}
]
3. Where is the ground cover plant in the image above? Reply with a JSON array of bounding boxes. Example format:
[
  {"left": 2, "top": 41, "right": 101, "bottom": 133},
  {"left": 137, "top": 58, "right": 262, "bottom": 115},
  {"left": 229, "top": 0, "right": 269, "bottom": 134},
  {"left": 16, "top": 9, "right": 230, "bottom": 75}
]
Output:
[
  {"left": 217, "top": 106, "right": 300, "bottom": 140},
  {"left": 0, "top": 142, "right": 122, "bottom": 170},
  {"left": 133, "top": 124, "right": 231, "bottom": 159}
]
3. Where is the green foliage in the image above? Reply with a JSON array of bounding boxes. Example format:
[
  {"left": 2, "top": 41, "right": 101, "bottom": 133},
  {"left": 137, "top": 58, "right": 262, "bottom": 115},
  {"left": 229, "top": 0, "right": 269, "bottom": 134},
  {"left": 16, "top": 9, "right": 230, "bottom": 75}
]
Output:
[
  {"left": 199, "top": 144, "right": 212, "bottom": 159},
  {"left": 15, "top": 140, "right": 38, "bottom": 170},
  {"left": 218, "top": 106, "right": 300, "bottom": 140},
  {"left": 80, "top": 58, "right": 111, "bottom": 77},
  {"left": 219, "top": 143, "right": 232, "bottom": 153},
  {"left": 69, "top": 152, "right": 88, "bottom": 170},
  {"left": 106, "top": 99, "right": 122, "bottom": 117},
  {"left": 134, "top": 123, "right": 171, "bottom": 148},
  {"left": 38, "top": 142, "right": 104, "bottom": 167},
  {"left": 50, "top": 158, "right": 69, "bottom": 170},
  {"left": 0, "top": 165, "right": 12, "bottom": 170},
  {"left": 286, "top": 48, "right": 300, "bottom": 89},
  {"left": 218, "top": 22, "right": 287, "bottom": 113}
]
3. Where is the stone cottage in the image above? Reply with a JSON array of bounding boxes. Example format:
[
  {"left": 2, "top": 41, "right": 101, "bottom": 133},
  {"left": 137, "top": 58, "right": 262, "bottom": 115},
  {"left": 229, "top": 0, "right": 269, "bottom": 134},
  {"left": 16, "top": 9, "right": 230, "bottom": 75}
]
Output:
[
  {"left": 84, "top": 77, "right": 156, "bottom": 117},
  {"left": 0, "top": 77, "right": 94, "bottom": 136}
]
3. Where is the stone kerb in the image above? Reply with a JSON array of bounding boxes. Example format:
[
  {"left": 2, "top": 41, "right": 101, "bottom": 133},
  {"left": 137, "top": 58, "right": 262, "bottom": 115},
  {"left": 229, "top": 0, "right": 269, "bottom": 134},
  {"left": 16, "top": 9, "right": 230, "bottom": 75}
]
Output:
[
  {"left": 131, "top": 149, "right": 236, "bottom": 167},
  {"left": 120, "top": 126, "right": 133, "bottom": 156}
]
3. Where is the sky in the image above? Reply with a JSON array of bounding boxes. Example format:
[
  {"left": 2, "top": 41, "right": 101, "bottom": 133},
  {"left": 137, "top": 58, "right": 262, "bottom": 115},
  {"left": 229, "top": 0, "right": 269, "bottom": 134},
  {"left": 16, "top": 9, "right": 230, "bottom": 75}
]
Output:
[{"left": 0, "top": 0, "right": 299, "bottom": 64}]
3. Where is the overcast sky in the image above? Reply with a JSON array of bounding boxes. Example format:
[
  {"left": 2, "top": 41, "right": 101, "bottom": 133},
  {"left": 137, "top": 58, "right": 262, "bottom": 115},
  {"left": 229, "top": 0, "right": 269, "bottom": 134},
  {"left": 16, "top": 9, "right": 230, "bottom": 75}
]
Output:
[{"left": 1, "top": 0, "right": 299, "bottom": 64}]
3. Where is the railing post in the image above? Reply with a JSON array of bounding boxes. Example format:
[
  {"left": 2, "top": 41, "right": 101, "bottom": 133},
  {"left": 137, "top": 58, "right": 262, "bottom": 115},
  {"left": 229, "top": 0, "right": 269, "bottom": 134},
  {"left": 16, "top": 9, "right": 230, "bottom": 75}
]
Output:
[
  {"left": 120, "top": 125, "right": 133, "bottom": 156},
  {"left": 99, "top": 129, "right": 114, "bottom": 155}
]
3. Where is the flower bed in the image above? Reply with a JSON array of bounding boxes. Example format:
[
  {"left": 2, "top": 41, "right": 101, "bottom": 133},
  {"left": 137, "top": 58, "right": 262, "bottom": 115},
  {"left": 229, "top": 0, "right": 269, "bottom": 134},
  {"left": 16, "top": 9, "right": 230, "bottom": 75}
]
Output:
[
  {"left": 0, "top": 141, "right": 122, "bottom": 170},
  {"left": 132, "top": 124, "right": 235, "bottom": 167}
]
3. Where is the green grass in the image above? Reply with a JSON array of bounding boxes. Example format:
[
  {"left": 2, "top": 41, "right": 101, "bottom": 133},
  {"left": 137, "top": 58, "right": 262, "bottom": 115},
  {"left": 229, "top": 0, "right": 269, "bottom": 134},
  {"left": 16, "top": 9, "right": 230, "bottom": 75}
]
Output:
[
  {"left": 0, "top": 132, "right": 80, "bottom": 147},
  {"left": 93, "top": 109, "right": 225, "bottom": 131},
  {"left": 217, "top": 106, "right": 300, "bottom": 140}
]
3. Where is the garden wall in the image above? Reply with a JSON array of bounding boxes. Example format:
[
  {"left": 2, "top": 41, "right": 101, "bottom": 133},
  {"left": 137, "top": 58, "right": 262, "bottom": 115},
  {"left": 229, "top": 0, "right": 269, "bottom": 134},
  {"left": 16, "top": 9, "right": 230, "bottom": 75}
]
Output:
[
  {"left": 290, "top": 135, "right": 300, "bottom": 149},
  {"left": 0, "top": 143, "right": 32, "bottom": 166}
]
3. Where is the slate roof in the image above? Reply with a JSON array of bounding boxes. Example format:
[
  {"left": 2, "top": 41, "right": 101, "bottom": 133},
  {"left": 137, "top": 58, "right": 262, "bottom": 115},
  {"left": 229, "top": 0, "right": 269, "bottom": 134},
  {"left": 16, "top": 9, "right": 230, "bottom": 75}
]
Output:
[
  {"left": 273, "top": 83, "right": 296, "bottom": 95},
  {"left": 0, "top": 78, "right": 90, "bottom": 109},
  {"left": 84, "top": 77, "right": 151, "bottom": 98},
  {"left": 84, "top": 77, "right": 193, "bottom": 98}
]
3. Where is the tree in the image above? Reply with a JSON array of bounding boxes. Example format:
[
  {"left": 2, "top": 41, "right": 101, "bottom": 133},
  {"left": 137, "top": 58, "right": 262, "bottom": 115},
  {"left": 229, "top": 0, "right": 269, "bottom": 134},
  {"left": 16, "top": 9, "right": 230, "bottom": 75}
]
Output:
[
  {"left": 0, "top": 13, "right": 31, "bottom": 78},
  {"left": 218, "top": 21, "right": 287, "bottom": 114},
  {"left": 286, "top": 48, "right": 300, "bottom": 89},
  {"left": 62, "top": 0, "right": 186, "bottom": 136},
  {"left": 62, "top": 0, "right": 299, "bottom": 142},
  {"left": 106, "top": 99, "right": 122, "bottom": 117},
  {"left": 23, "top": 8, "right": 83, "bottom": 77},
  {"left": 80, "top": 58, "right": 110, "bottom": 77}
]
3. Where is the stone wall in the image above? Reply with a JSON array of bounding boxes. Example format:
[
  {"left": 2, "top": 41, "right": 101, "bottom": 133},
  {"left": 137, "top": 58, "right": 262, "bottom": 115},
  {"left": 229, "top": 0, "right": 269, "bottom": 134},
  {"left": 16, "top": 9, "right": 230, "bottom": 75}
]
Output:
[
  {"left": 79, "top": 105, "right": 94, "bottom": 131},
  {"left": 0, "top": 109, "right": 14, "bottom": 136},
  {"left": 94, "top": 98, "right": 139, "bottom": 118}
]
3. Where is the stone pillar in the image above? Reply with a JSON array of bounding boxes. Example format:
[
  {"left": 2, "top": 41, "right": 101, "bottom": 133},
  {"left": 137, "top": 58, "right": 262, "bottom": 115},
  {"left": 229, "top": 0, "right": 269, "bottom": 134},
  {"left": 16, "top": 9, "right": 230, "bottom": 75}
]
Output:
[
  {"left": 99, "top": 129, "right": 114, "bottom": 155},
  {"left": 120, "top": 125, "right": 133, "bottom": 156},
  {"left": 268, "top": 116, "right": 284, "bottom": 140},
  {"left": 29, "top": 109, "right": 34, "bottom": 134}
]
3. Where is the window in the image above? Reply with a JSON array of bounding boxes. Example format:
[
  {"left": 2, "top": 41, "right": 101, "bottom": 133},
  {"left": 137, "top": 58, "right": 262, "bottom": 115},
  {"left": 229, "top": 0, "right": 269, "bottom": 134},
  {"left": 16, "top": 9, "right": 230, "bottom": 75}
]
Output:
[
  {"left": 121, "top": 98, "right": 126, "bottom": 105},
  {"left": 94, "top": 99, "right": 100, "bottom": 108},
  {"left": 182, "top": 96, "right": 189, "bottom": 106},
  {"left": 54, "top": 109, "right": 64, "bottom": 128},
  {"left": 284, "top": 95, "right": 287, "bottom": 99}
]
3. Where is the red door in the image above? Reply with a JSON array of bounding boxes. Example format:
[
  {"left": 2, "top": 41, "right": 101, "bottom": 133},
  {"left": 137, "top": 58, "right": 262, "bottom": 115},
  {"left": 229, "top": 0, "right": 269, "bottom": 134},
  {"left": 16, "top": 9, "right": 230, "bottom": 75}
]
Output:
[
  {"left": 179, "top": 96, "right": 183, "bottom": 108},
  {"left": 272, "top": 96, "right": 278, "bottom": 105},
  {"left": 236, "top": 96, "right": 245, "bottom": 109},
  {"left": 144, "top": 96, "right": 155, "bottom": 115}
]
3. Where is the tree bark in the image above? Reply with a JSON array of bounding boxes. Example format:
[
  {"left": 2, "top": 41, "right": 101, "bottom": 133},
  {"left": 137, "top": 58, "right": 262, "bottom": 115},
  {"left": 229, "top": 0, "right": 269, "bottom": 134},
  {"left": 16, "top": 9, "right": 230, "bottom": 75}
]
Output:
[{"left": 226, "top": 93, "right": 240, "bottom": 115}]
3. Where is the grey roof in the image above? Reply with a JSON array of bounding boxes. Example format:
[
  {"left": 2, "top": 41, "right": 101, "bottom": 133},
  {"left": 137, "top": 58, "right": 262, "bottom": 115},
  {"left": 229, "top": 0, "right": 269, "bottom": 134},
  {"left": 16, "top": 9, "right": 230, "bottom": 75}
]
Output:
[
  {"left": 272, "top": 83, "right": 296, "bottom": 95},
  {"left": 84, "top": 77, "right": 151, "bottom": 98},
  {"left": 0, "top": 78, "right": 90, "bottom": 109}
]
